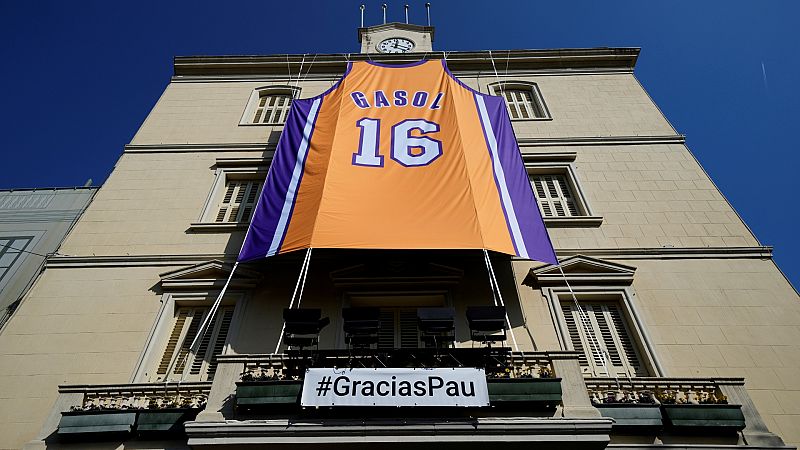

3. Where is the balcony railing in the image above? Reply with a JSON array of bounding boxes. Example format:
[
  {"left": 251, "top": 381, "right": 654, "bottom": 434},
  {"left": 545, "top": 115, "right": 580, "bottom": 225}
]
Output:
[
  {"left": 586, "top": 377, "right": 727, "bottom": 405},
  {"left": 32, "top": 382, "right": 211, "bottom": 443},
  {"left": 237, "top": 349, "right": 557, "bottom": 381},
  {"left": 63, "top": 382, "right": 211, "bottom": 411}
]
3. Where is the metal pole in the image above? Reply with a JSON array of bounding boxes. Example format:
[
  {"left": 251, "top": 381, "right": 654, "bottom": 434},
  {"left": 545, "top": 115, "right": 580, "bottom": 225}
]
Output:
[
  {"left": 360, "top": 4, "right": 365, "bottom": 28},
  {"left": 405, "top": 4, "right": 409, "bottom": 24},
  {"left": 425, "top": 2, "right": 431, "bottom": 26},
  {"left": 382, "top": 3, "right": 387, "bottom": 24}
]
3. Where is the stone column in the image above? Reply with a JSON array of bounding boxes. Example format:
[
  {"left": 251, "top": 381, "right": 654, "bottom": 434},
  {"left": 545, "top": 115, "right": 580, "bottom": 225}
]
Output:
[
  {"left": 24, "top": 389, "right": 84, "bottom": 449},
  {"left": 715, "top": 378, "right": 787, "bottom": 447},
  {"left": 548, "top": 351, "right": 601, "bottom": 418},
  {"left": 195, "top": 354, "right": 245, "bottom": 422}
]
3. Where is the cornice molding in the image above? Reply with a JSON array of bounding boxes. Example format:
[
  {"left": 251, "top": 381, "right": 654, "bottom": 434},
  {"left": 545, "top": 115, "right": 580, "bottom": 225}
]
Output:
[
  {"left": 124, "top": 143, "right": 273, "bottom": 154},
  {"left": 514, "top": 246, "right": 774, "bottom": 261},
  {"left": 46, "top": 254, "right": 232, "bottom": 268},
  {"left": 517, "top": 135, "right": 685, "bottom": 147},
  {"left": 173, "top": 48, "right": 639, "bottom": 78},
  {"left": 45, "top": 246, "right": 773, "bottom": 269},
  {"left": 122, "top": 135, "right": 685, "bottom": 155}
]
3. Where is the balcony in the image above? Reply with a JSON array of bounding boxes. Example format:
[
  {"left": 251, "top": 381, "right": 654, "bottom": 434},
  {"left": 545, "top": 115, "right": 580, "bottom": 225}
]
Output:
[
  {"left": 28, "top": 382, "right": 210, "bottom": 446},
  {"left": 231, "top": 349, "right": 564, "bottom": 412},
  {"left": 586, "top": 377, "right": 788, "bottom": 447},
  {"left": 29, "top": 351, "right": 790, "bottom": 449}
]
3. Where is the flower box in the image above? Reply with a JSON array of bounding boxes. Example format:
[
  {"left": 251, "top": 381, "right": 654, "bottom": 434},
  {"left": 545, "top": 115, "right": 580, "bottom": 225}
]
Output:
[
  {"left": 661, "top": 404, "right": 746, "bottom": 432},
  {"left": 236, "top": 380, "right": 302, "bottom": 408},
  {"left": 595, "top": 403, "right": 662, "bottom": 432},
  {"left": 486, "top": 378, "right": 562, "bottom": 403},
  {"left": 58, "top": 410, "right": 136, "bottom": 438},
  {"left": 136, "top": 408, "right": 200, "bottom": 436}
]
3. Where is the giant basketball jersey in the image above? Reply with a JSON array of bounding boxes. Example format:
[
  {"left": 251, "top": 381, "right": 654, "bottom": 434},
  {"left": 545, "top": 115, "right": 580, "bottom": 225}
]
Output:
[{"left": 239, "top": 59, "right": 557, "bottom": 264}]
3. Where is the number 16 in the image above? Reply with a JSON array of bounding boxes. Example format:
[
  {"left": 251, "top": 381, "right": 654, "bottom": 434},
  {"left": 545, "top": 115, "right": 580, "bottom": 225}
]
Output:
[{"left": 352, "top": 118, "right": 442, "bottom": 168}]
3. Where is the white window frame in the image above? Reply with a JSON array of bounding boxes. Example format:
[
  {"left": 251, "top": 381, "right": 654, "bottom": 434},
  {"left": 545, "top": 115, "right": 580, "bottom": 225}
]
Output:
[
  {"left": 239, "top": 85, "right": 300, "bottom": 126},
  {"left": 543, "top": 286, "right": 663, "bottom": 377},
  {"left": 191, "top": 163, "right": 268, "bottom": 231},
  {"left": 339, "top": 291, "right": 450, "bottom": 350},
  {"left": 487, "top": 81, "right": 551, "bottom": 121},
  {"left": 526, "top": 163, "right": 602, "bottom": 227},
  {"left": 132, "top": 292, "right": 246, "bottom": 383}
]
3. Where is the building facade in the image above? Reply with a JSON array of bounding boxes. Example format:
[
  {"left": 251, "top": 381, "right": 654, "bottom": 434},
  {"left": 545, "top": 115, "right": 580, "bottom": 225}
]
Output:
[
  {"left": 2, "top": 23, "right": 798, "bottom": 449},
  {"left": 0, "top": 187, "right": 97, "bottom": 330}
]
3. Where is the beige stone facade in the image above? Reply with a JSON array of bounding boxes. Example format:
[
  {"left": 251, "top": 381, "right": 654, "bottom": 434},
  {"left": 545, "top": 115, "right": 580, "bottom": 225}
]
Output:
[{"left": 0, "top": 24, "right": 797, "bottom": 450}]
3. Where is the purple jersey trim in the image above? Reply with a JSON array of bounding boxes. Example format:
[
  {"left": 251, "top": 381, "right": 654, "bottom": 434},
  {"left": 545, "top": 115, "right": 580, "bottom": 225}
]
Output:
[
  {"left": 238, "top": 98, "right": 320, "bottom": 262},
  {"left": 468, "top": 95, "right": 558, "bottom": 264},
  {"left": 365, "top": 59, "right": 430, "bottom": 69},
  {"left": 477, "top": 95, "right": 558, "bottom": 264}
]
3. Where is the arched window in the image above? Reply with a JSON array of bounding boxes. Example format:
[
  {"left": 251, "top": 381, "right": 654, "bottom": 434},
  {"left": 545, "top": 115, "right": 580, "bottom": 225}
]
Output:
[
  {"left": 489, "top": 81, "right": 550, "bottom": 120},
  {"left": 241, "top": 86, "right": 300, "bottom": 125}
]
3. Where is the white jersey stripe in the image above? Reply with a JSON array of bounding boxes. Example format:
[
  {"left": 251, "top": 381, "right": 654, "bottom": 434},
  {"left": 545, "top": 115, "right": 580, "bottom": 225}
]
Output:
[
  {"left": 267, "top": 98, "right": 322, "bottom": 257},
  {"left": 475, "top": 95, "right": 529, "bottom": 259}
]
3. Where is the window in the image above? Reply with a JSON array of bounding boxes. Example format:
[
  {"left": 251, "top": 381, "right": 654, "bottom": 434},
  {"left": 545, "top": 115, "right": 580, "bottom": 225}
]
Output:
[
  {"left": 526, "top": 164, "right": 601, "bottom": 226},
  {"left": 253, "top": 93, "right": 293, "bottom": 124},
  {"left": 214, "top": 179, "right": 262, "bottom": 223},
  {"left": 378, "top": 308, "right": 420, "bottom": 349},
  {"left": 0, "top": 237, "right": 33, "bottom": 285},
  {"left": 346, "top": 292, "right": 447, "bottom": 350},
  {"left": 156, "top": 305, "right": 234, "bottom": 381},
  {"left": 489, "top": 82, "right": 550, "bottom": 120},
  {"left": 240, "top": 86, "right": 300, "bottom": 126},
  {"left": 560, "top": 300, "right": 646, "bottom": 377},
  {"left": 531, "top": 174, "right": 579, "bottom": 218},
  {"left": 192, "top": 160, "right": 268, "bottom": 230},
  {"left": 531, "top": 257, "right": 661, "bottom": 377}
]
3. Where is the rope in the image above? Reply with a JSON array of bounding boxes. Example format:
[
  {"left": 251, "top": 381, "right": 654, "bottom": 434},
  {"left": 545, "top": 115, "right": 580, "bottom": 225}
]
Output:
[
  {"left": 488, "top": 50, "right": 506, "bottom": 99},
  {"left": 295, "top": 54, "right": 306, "bottom": 90},
  {"left": 482, "top": 249, "right": 498, "bottom": 307},
  {"left": 273, "top": 248, "right": 313, "bottom": 353},
  {"left": 178, "top": 261, "right": 241, "bottom": 381},
  {"left": 483, "top": 249, "right": 519, "bottom": 352},
  {"left": 557, "top": 263, "right": 609, "bottom": 377}
]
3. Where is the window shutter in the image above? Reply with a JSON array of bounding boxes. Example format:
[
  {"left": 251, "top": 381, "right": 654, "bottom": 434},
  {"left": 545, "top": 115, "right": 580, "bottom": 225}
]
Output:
[
  {"left": 607, "top": 304, "right": 644, "bottom": 375},
  {"left": 560, "top": 303, "right": 588, "bottom": 367},
  {"left": 156, "top": 309, "right": 190, "bottom": 376},
  {"left": 205, "top": 307, "right": 234, "bottom": 380},
  {"left": 398, "top": 310, "right": 420, "bottom": 348},
  {"left": 498, "top": 87, "right": 547, "bottom": 119},
  {"left": 253, "top": 94, "right": 293, "bottom": 124},
  {"left": 378, "top": 310, "right": 395, "bottom": 349},
  {"left": 377, "top": 308, "right": 420, "bottom": 349},
  {"left": 172, "top": 308, "right": 205, "bottom": 376},
  {"left": 531, "top": 174, "right": 579, "bottom": 218},
  {"left": 561, "top": 301, "right": 644, "bottom": 377},
  {"left": 157, "top": 306, "right": 234, "bottom": 381},
  {"left": 216, "top": 181, "right": 262, "bottom": 223},
  {"left": 190, "top": 310, "right": 219, "bottom": 375}
]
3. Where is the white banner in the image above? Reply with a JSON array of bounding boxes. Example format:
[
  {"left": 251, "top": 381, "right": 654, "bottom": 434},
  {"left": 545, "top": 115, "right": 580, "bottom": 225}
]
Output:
[{"left": 301, "top": 368, "right": 489, "bottom": 407}]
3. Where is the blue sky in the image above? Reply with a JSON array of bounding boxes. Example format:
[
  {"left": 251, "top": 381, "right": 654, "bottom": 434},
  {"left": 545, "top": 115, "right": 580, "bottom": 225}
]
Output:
[{"left": 1, "top": 1, "right": 798, "bottom": 288}]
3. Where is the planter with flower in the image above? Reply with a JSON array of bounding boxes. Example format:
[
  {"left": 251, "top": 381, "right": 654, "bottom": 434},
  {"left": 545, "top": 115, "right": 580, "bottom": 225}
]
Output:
[
  {"left": 236, "top": 366, "right": 303, "bottom": 410},
  {"left": 658, "top": 390, "right": 745, "bottom": 432},
  {"left": 485, "top": 363, "right": 562, "bottom": 405},
  {"left": 592, "top": 389, "right": 662, "bottom": 432}
]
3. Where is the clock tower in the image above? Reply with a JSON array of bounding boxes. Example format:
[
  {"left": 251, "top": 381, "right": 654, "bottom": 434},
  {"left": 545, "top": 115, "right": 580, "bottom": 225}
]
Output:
[{"left": 358, "top": 22, "right": 435, "bottom": 54}]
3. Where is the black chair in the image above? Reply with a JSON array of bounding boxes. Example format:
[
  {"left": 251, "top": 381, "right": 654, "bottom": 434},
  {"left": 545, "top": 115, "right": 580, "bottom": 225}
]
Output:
[
  {"left": 466, "top": 306, "right": 507, "bottom": 346},
  {"left": 418, "top": 307, "right": 456, "bottom": 348},
  {"left": 282, "top": 308, "right": 330, "bottom": 351},
  {"left": 342, "top": 307, "right": 381, "bottom": 349}
]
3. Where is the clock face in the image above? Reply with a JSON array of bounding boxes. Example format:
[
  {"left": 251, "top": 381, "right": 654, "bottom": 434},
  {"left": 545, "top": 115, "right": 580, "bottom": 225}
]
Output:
[{"left": 377, "top": 37, "right": 415, "bottom": 54}]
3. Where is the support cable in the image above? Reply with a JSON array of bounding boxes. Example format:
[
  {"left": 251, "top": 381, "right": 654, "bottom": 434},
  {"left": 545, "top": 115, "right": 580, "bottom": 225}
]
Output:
[
  {"left": 557, "top": 263, "right": 610, "bottom": 377},
  {"left": 483, "top": 249, "right": 519, "bottom": 351},
  {"left": 273, "top": 248, "right": 313, "bottom": 353}
]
